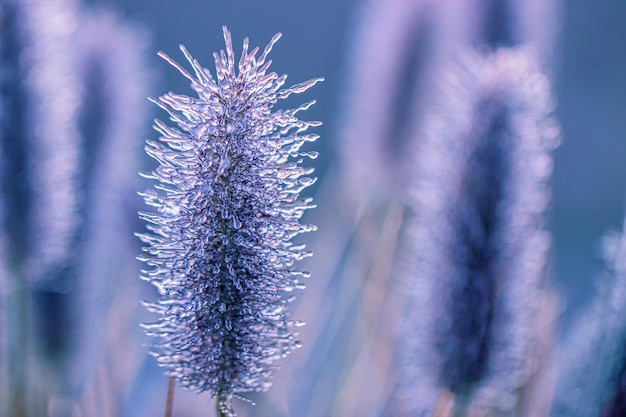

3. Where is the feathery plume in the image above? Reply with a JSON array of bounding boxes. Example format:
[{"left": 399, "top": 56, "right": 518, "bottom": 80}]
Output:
[
  {"left": 1, "top": 1, "right": 149, "bottom": 412},
  {"left": 62, "top": 7, "right": 150, "bottom": 403},
  {"left": 18, "top": 0, "right": 81, "bottom": 285},
  {"left": 337, "top": 0, "right": 431, "bottom": 204},
  {"left": 337, "top": 0, "right": 473, "bottom": 205},
  {"left": 10, "top": 0, "right": 81, "bottom": 372},
  {"left": 139, "top": 26, "right": 322, "bottom": 415},
  {"left": 0, "top": 0, "right": 80, "bottom": 414},
  {"left": 399, "top": 47, "right": 559, "bottom": 415}
]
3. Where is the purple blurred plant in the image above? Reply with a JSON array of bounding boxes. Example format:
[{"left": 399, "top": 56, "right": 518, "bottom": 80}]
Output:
[
  {"left": 138, "top": 26, "right": 322, "bottom": 416},
  {"left": 0, "top": 1, "right": 24, "bottom": 408},
  {"left": 400, "top": 48, "right": 559, "bottom": 415},
  {"left": 0, "top": 0, "right": 81, "bottom": 285},
  {"left": 336, "top": 0, "right": 561, "bottom": 207},
  {"left": 0, "top": 1, "right": 150, "bottom": 414},
  {"left": 19, "top": 0, "right": 82, "bottom": 287},
  {"left": 337, "top": 0, "right": 454, "bottom": 205},
  {"left": 552, "top": 225, "right": 626, "bottom": 417},
  {"left": 64, "top": 7, "right": 150, "bottom": 405},
  {"left": 1, "top": 0, "right": 82, "bottom": 414}
]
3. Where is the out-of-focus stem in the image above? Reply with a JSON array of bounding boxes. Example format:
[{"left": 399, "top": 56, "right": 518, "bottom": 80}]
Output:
[
  {"left": 9, "top": 269, "right": 28, "bottom": 417},
  {"left": 165, "top": 376, "right": 175, "bottom": 417},
  {"left": 433, "top": 390, "right": 454, "bottom": 417}
]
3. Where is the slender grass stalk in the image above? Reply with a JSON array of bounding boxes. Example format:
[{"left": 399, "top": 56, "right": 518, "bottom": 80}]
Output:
[
  {"left": 216, "top": 389, "right": 228, "bottom": 417},
  {"left": 328, "top": 199, "right": 404, "bottom": 417},
  {"left": 165, "top": 377, "right": 175, "bottom": 417}
]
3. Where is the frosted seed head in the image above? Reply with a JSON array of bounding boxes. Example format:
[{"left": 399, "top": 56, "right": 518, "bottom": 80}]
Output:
[{"left": 139, "top": 26, "right": 321, "bottom": 412}]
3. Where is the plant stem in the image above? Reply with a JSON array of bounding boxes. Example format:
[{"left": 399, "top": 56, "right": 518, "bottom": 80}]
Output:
[
  {"left": 165, "top": 377, "right": 175, "bottom": 417},
  {"left": 216, "top": 403, "right": 225, "bottom": 417},
  {"left": 433, "top": 389, "right": 454, "bottom": 417},
  {"left": 216, "top": 389, "right": 227, "bottom": 417}
]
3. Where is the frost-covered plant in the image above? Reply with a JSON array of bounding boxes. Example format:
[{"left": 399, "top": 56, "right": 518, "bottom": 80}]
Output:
[
  {"left": 400, "top": 48, "right": 559, "bottom": 416},
  {"left": 138, "top": 26, "right": 322, "bottom": 416}
]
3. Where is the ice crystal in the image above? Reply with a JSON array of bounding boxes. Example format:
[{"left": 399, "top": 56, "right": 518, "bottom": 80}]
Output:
[
  {"left": 138, "top": 26, "right": 322, "bottom": 415},
  {"left": 400, "top": 48, "right": 559, "bottom": 415}
]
